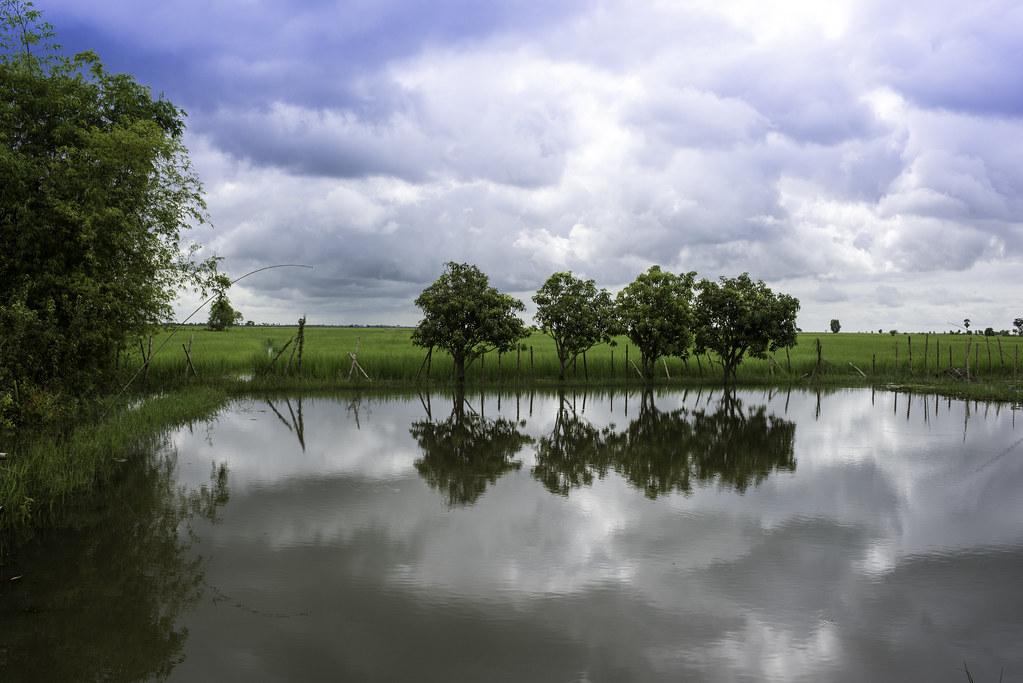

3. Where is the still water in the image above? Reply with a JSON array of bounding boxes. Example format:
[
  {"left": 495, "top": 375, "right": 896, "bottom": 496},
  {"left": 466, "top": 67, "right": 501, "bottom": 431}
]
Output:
[{"left": 3, "top": 388, "right": 1023, "bottom": 681}]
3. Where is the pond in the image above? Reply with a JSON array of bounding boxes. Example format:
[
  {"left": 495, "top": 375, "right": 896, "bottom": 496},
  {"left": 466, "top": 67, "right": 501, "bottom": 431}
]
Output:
[{"left": 3, "top": 388, "right": 1022, "bottom": 681}]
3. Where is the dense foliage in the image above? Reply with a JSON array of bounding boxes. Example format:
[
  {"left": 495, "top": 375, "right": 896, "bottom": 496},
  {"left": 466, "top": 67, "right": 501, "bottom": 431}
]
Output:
[
  {"left": 206, "top": 295, "right": 242, "bottom": 331},
  {"left": 693, "top": 273, "right": 800, "bottom": 383},
  {"left": 616, "top": 266, "right": 697, "bottom": 379},
  {"left": 0, "top": 2, "right": 211, "bottom": 421},
  {"left": 411, "top": 262, "right": 527, "bottom": 382},
  {"left": 533, "top": 271, "right": 616, "bottom": 380}
]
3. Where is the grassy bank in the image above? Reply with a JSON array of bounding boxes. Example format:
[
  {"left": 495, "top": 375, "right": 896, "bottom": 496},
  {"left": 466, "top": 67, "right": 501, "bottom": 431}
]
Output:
[
  {"left": 0, "top": 388, "right": 228, "bottom": 554},
  {"left": 126, "top": 326, "right": 1023, "bottom": 400}
]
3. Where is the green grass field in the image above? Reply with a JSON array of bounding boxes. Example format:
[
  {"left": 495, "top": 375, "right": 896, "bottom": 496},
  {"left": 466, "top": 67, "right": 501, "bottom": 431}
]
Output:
[{"left": 129, "top": 326, "right": 1023, "bottom": 389}]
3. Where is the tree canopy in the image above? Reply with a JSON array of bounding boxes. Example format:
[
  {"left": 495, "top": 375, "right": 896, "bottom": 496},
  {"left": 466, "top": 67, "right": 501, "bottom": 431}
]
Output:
[
  {"left": 411, "top": 262, "right": 527, "bottom": 382},
  {"left": 615, "top": 266, "right": 696, "bottom": 379},
  {"left": 693, "top": 273, "right": 800, "bottom": 383},
  {"left": 533, "top": 271, "right": 616, "bottom": 380},
  {"left": 0, "top": 1, "right": 212, "bottom": 419},
  {"left": 206, "top": 275, "right": 242, "bottom": 331}
]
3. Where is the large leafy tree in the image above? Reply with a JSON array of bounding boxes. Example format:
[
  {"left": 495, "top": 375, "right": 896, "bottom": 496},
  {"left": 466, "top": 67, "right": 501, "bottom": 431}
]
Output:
[
  {"left": 615, "top": 266, "right": 696, "bottom": 379},
  {"left": 411, "top": 262, "right": 527, "bottom": 383},
  {"left": 533, "top": 271, "right": 616, "bottom": 380},
  {"left": 0, "top": 1, "right": 211, "bottom": 409},
  {"left": 693, "top": 273, "right": 800, "bottom": 384}
]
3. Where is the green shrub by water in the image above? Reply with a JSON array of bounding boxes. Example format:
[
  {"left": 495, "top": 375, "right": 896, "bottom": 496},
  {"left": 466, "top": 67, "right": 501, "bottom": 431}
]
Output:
[{"left": 0, "top": 388, "right": 227, "bottom": 553}]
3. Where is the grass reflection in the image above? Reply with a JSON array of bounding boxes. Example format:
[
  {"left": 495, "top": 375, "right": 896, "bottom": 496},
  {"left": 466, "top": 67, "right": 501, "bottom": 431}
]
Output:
[{"left": 0, "top": 437, "right": 230, "bottom": 680}]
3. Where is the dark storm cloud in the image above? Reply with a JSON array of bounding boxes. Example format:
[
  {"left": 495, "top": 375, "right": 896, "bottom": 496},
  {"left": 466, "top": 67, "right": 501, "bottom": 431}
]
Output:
[
  {"left": 864, "top": 1, "right": 1023, "bottom": 117},
  {"left": 44, "top": 0, "right": 591, "bottom": 111}
]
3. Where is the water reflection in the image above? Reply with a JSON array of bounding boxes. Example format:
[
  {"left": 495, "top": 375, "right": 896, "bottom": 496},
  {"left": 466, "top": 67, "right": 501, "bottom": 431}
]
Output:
[
  {"left": 7, "top": 389, "right": 1023, "bottom": 682},
  {"left": 410, "top": 391, "right": 533, "bottom": 506},
  {"left": 0, "top": 437, "right": 229, "bottom": 680},
  {"left": 531, "top": 390, "right": 796, "bottom": 499}
]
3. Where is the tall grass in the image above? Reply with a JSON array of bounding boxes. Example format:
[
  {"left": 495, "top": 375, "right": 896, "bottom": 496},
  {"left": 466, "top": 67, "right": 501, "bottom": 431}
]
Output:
[
  {"left": 127, "top": 327, "right": 1023, "bottom": 390},
  {"left": 0, "top": 388, "right": 227, "bottom": 554}
]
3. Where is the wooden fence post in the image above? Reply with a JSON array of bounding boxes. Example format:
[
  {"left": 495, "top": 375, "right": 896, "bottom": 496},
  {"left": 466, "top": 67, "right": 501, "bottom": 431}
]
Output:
[{"left": 296, "top": 315, "right": 306, "bottom": 373}]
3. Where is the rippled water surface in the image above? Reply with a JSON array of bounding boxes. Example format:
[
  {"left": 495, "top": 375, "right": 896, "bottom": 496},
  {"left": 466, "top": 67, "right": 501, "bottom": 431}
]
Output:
[{"left": 4, "top": 388, "right": 1023, "bottom": 681}]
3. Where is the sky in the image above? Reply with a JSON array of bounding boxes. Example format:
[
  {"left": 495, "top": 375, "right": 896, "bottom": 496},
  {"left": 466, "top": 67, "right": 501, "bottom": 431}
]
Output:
[{"left": 40, "top": 0, "right": 1023, "bottom": 330}]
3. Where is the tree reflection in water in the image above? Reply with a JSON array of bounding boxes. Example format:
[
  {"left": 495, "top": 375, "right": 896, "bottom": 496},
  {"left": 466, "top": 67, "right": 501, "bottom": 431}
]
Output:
[
  {"left": 534, "top": 391, "right": 796, "bottom": 498},
  {"left": 0, "top": 436, "right": 230, "bottom": 680},
  {"left": 532, "top": 393, "right": 617, "bottom": 496},
  {"left": 410, "top": 391, "right": 533, "bottom": 506}
]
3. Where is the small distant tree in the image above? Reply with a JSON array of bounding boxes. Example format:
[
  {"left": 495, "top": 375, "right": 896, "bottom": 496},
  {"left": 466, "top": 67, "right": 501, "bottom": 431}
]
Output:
[
  {"left": 694, "top": 274, "right": 800, "bottom": 384},
  {"left": 412, "top": 262, "right": 527, "bottom": 383},
  {"left": 616, "top": 266, "right": 696, "bottom": 379},
  {"left": 889, "top": 329, "right": 898, "bottom": 336},
  {"left": 984, "top": 327, "right": 995, "bottom": 337},
  {"left": 533, "top": 272, "right": 616, "bottom": 380},
  {"left": 830, "top": 319, "right": 841, "bottom": 334},
  {"left": 1013, "top": 318, "right": 1023, "bottom": 336},
  {"left": 205, "top": 274, "right": 241, "bottom": 331},
  {"left": 963, "top": 318, "right": 971, "bottom": 332}
]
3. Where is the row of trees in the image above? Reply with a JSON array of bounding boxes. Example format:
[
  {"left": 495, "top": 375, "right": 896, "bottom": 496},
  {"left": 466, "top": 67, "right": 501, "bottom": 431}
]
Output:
[{"left": 412, "top": 263, "right": 800, "bottom": 384}]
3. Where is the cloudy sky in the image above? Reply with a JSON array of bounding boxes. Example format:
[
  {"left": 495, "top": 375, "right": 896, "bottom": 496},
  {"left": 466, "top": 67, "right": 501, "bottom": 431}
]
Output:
[{"left": 43, "top": 0, "right": 1023, "bottom": 330}]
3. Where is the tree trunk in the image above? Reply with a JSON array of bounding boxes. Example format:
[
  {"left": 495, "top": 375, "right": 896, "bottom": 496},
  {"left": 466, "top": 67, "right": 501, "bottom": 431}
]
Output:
[
  {"left": 642, "top": 354, "right": 655, "bottom": 380},
  {"left": 454, "top": 352, "right": 466, "bottom": 384}
]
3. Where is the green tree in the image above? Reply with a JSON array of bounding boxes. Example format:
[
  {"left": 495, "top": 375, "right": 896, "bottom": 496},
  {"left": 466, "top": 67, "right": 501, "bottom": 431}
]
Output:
[
  {"left": 615, "top": 266, "right": 696, "bottom": 379},
  {"left": 533, "top": 271, "right": 616, "bottom": 380},
  {"left": 206, "top": 275, "right": 242, "bottom": 331},
  {"left": 206, "top": 295, "right": 242, "bottom": 331},
  {"left": 830, "top": 318, "right": 841, "bottom": 334},
  {"left": 693, "top": 273, "right": 800, "bottom": 384},
  {"left": 0, "top": 1, "right": 212, "bottom": 416},
  {"left": 411, "top": 262, "right": 527, "bottom": 383}
]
